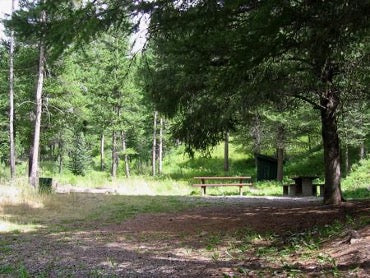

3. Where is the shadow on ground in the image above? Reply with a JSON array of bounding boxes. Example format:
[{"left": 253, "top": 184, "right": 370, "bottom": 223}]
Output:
[{"left": 0, "top": 195, "right": 369, "bottom": 277}]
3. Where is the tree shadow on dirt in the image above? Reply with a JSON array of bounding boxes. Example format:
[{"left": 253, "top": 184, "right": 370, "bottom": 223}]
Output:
[{"left": 0, "top": 195, "right": 369, "bottom": 277}]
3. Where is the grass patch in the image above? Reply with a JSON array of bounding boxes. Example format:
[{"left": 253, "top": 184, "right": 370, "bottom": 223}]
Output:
[
  {"left": 342, "top": 158, "right": 370, "bottom": 199},
  {"left": 0, "top": 183, "right": 207, "bottom": 233}
]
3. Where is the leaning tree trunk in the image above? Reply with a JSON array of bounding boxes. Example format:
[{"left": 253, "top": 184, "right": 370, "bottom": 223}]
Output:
[
  {"left": 121, "top": 131, "right": 130, "bottom": 178},
  {"left": 320, "top": 90, "right": 342, "bottom": 205},
  {"left": 29, "top": 19, "right": 46, "bottom": 187},
  {"left": 8, "top": 0, "right": 16, "bottom": 180},
  {"left": 158, "top": 117, "right": 163, "bottom": 175},
  {"left": 152, "top": 111, "right": 157, "bottom": 176},
  {"left": 224, "top": 132, "right": 229, "bottom": 172}
]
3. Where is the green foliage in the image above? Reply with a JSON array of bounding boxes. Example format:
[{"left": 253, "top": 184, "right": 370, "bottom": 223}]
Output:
[
  {"left": 68, "top": 132, "right": 89, "bottom": 176},
  {"left": 342, "top": 158, "right": 370, "bottom": 199}
]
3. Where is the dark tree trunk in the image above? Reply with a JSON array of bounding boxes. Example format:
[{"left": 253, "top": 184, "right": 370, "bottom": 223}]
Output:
[
  {"left": 344, "top": 144, "right": 349, "bottom": 176},
  {"left": 320, "top": 91, "right": 342, "bottom": 205},
  {"left": 224, "top": 132, "right": 229, "bottom": 172},
  {"left": 359, "top": 142, "right": 365, "bottom": 160},
  {"left": 277, "top": 148, "right": 284, "bottom": 182}
]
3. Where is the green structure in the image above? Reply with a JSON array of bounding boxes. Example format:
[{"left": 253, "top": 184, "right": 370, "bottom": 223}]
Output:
[{"left": 255, "top": 154, "right": 277, "bottom": 181}]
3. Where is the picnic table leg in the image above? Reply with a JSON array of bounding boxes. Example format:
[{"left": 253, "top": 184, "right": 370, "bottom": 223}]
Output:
[
  {"left": 239, "top": 186, "right": 243, "bottom": 196},
  {"left": 201, "top": 178, "right": 206, "bottom": 196}
]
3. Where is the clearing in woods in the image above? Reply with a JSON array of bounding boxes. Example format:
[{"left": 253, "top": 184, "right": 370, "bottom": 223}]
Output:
[{"left": 0, "top": 193, "right": 369, "bottom": 277}]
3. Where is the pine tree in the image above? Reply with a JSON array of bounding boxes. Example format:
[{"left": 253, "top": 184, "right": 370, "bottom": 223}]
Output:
[{"left": 68, "top": 132, "right": 89, "bottom": 176}]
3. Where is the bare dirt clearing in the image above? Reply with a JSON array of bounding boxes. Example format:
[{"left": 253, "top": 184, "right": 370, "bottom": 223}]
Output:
[{"left": 0, "top": 195, "right": 369, "bottom": 277}]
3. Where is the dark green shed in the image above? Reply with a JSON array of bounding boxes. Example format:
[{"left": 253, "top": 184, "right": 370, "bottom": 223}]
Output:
[{"left": 255, "top": 154, "right": 277, "bottom": 181}]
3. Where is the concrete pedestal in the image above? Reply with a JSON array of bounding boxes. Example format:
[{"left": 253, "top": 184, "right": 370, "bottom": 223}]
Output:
[{"left": 302, "top": 179, "right": 314, "bottom": 196}]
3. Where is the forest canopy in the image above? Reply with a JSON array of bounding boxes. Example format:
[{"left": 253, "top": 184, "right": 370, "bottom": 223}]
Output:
[{"left": 2, "top": 0, "right": 370, "bottom": 205}]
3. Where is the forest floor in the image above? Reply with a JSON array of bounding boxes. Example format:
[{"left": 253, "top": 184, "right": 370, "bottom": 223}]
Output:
[{"left": 0, "top": 194, "right": 369, "bottom": 277}]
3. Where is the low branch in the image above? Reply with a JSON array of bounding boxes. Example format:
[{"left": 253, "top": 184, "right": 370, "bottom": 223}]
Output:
[{"left": 293, "top": 94, "right": 325, "bottom": 110}]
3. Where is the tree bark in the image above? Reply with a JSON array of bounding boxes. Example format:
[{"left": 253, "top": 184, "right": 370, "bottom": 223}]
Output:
[
  {"left": 224, "top": 132, "right": 229, "bottom": 172},
  {"left": 276, "top": 148, "right": 284, "bottom": 182},
  {"left": 29, "top": 11, "right": 46, "bottom": 187},
  {"left": 58, "top": 139, "right": 63, "bottom": 174},
  {"left": 276, "top": 125, "right": 284, "bottom": 182},
  {"left": 320, "top": 90, "right": 342, "bottom": 205},
  {"left": 158, "top": 117, "right": 163, "bottom": 174},
  {"left": 8, "top": 0, "right": 16, "bottom": 180},
  {"left": 359, "top": 142, "right": 365, "bottom": 160},
  {"left": 111, "top": 130, "right": 118, "bottom": 177},
  {"left": 121, "top": 131, "right": 130, "bottom": 178},
  {"left": 344, "top": 144, "right": 349, "bottom": 176},
  {"left": 100, "top": 133, "right": 105, "bottom": 171},
  {"left": 152, "top": 111, "right": 157, "bottom": 176}
]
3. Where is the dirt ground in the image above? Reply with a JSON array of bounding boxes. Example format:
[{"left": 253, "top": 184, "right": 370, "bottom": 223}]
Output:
[{"left": 0, "top": 196, "right": 369, "bottom": 277}]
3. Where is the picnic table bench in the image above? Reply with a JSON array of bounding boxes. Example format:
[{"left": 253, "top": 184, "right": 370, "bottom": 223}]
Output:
[
  {"left": 193, "top": 176, "right": 253, "bottom": 196},
  {"left": 283, "top": 176, "right": 324, "bottom": 197}
]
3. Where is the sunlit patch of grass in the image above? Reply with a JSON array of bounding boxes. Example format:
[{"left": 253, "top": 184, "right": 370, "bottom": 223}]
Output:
[
  {"left": 0, "top": 220, "right": 43, "bottom": 233},
  {"left": 342, "top": 158, "right": 370, "bottom": 199},
  {"left": 0, "top": 182, "right": 207, "bottom": 233}
]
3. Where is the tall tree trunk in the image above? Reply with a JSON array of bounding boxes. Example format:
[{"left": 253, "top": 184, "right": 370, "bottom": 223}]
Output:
[
  {"left": 158, "top": 117, "right": 163, "bottom": 174},
  {"left": 111, "top": 130, "right": 117, "bottom": 177},
  {"left": 224, "top": 132, "right": 229, "bottom": 172},
  {"left": 29, "top": 12, "right": 46, "bottom": 187},
  {"left": 28, "top": 143, "right": 33, "bottom": 177},
  {"left": 320, "top": 90, "right": 342, "bottom": 205},
  {"left": 58, "top": 138, "right": 63, "bottom": 174},
  {"left": 276, "top": 125, "right": 284, "bottom": 182},
  {"left": 8, "top": 0, "right": 16, "bottom": 180},
  {"left": 152, "top": 111, "right": 157, "bottom": 176},
  {"left": 344, "top": 144, "right": 349, "bottom": 176},
  {"left": 100, "top": 133, "right": 105, "bottom": 171},
  {"left": 359, "top": 142, "right": 365, "bottom": 160},
  {"left": 276, "top": 148, "right": 284, "bottom": 182},
  {"left": 121, "top": 131, "right": 130, "bottom": 178}
]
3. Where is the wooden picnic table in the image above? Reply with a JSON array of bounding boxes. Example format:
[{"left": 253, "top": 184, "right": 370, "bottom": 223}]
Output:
[{"left": 193, "top": 176, "right": 253, "bottom": 196}]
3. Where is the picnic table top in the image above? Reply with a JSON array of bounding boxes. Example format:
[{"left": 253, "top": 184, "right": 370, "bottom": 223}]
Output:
[
  {"left": 291, "top": 176, "right": 319, "bottom": 181},
  {"left": 194, "top": 176, "right": 252, "bottom": 180}
]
